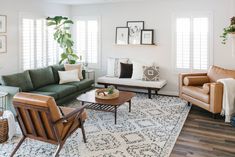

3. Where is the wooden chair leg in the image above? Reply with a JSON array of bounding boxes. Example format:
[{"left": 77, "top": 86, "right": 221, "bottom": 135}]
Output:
[
  {"left": 79, "top": 119, "right": 87, "bottom": 143},
  {"left": 10, "top": 136, "right": 25, "bottom": 157},
  {"left": 53, "top": 143, "right": 64, "bottom": 157}
]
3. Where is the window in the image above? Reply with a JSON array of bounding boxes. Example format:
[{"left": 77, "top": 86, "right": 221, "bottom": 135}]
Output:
[
  {"left": 75, "top": 17, "right": 100, "bottom": 68},
  {"left": 174, "top": 13, "right": 212, "bottom": 71},
  {"left": 20, "top": 14, "right": 61, "bottom": 71}
]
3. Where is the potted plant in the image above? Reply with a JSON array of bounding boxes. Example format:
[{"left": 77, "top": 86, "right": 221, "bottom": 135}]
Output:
[
  {"left": 221, "top": 17, "right": 235, "bottom": 44},
  {"left": 46, "top": 16, "right": 79, "bottom": 64}
]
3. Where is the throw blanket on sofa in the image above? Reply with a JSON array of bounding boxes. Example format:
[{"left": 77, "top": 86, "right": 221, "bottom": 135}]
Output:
[{"left": 218, "top": 78, "right": 235, "bottom": 122}]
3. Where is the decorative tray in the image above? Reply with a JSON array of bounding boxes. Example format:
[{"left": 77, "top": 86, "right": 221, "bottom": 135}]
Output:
[{"left": 95, "top": 89, "right": 119, "bottom": 100}]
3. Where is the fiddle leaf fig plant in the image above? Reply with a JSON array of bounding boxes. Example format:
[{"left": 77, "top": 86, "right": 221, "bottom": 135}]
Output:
[
  {"left": 221, "top": 16, "right": 235, "bottom": 44},
  {"left": 46, "top": 16, "right": 79, "bottom": 64}
]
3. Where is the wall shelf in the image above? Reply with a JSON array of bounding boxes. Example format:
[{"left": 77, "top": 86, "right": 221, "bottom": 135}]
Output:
[{"left": 114, "top": 43, "right": 158, "bottom": 46}]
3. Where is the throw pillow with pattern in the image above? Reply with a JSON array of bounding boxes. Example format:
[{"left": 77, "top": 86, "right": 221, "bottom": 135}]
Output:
[{"left": 142, "top": 66, "right": 160, "bottom": 81}]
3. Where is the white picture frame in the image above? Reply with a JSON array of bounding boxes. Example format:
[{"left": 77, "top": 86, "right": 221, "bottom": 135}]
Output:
[
  {"left": 127, "top": 21, "right": 144, "bottom": 45},
  {"left": 116, "top": 27, "right": 129, "bottom": 45},
  {"left": 0, "top": 35, "right": 7, "bottom": 53},
  {"left": 0, "top": 15, "right": 7, "bottom": 33}
]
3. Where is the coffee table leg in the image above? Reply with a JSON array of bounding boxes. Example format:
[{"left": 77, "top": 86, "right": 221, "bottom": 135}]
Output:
[
  {"left": 114, "top": 106, "right": 117, "bottom": 124},
  {"left": 81, "top": 101, "right": 84, "bottom": 106},
  {"left": 128, "top": 100, "right": 131, "bottom": 112}
]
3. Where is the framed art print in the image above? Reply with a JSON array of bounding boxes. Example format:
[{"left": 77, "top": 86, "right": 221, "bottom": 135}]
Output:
[
  {"left": 141, "top": 29, "right": 154, "bottom": 45},
  {"left": 0, "top": 35, "right": 7, "bottom": 53},
  {"left": 0, "top": 15, "right": 7, "bottom": 33},
  {"left": 127, "top": 21, "right": 144, "bottom": 45},
  {"left": 116, "top": 27, "right": 129, "bottom": 45}
]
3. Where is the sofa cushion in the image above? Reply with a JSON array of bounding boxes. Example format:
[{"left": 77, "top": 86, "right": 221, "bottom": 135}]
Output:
[
  {"left": 51, "top": 64, "right": 65, "bottom": 84},
  {"left": 183, "top": 76, "right": 210, "bottom": 86},
  {"left": 65, "top": 79, "right": 94, "bottom": 91},
  {"left": 97, "top": 76, "right": 167, "bottom": 89},
  {"left": 29, "top": 67, "right": 55, "bottom": 89},
  {"left": 182, "top": 86, "right": 210, "bottom": 103},
  {"left": 37, "top": 84, "right": 77, "bottom": 98},
  {"left": 1, "top": 71, "right": 34, "bottom": 92},
  {"left": 207, "top": 65, "right": 235, "bottom": 82},
  {"left": 30, "top": 91, "right": 58, "bottom": 100}
]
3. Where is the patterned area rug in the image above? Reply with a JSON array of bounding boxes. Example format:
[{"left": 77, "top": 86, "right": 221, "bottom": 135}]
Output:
[{"left": 0, "top": 94, "right": 190, "bottom": 157}]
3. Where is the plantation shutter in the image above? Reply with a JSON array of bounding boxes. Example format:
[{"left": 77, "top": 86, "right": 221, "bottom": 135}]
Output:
[
  {"left": 175, "top": 14, "right": 211, "bottom": 71},
  {"left": 20, "top": 15, "right": 60, "bottom": 71},
  {"left": 76, "top": 17, "right": 100, "bottom": 67}
]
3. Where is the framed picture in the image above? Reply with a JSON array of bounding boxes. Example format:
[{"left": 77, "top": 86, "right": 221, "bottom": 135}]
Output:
[
  {"left": 0, "top": 35, "right": 7, "bottom": 53},
  {"left": 0, "top": 15, "right": 7, "bottom": 33},
  {"left": 116, "top": 27, "right": 129, "bottom": 45},
  {"left": 141, "top": 29, "right": 154, "bottom": 45},
  {"left": 127, "top": 21, "right": 144, "bottom": 45}
]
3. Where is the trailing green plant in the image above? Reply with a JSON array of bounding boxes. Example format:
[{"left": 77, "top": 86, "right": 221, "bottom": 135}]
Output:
[
  {"left": 221, "top": 16, "right": 235, "bottom": 44},
  {"left": 46, "top": 16, "right": 79, "bottom": 64}
]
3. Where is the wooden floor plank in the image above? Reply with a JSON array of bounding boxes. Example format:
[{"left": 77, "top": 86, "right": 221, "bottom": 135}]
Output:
[{"left": 171, "top": 106, "right": 235, "bottom": 157}]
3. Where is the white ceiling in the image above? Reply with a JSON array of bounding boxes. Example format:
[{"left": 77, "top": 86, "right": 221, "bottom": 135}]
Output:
[{"left": 44, "top": 0, "right": 145, "bottom": 5}]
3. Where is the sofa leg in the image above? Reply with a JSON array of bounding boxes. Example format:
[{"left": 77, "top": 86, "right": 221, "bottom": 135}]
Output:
[
  {"left": 104, "top": 84, "right": 108, "bottom": 88},
  {"left": 148, "top": 89, "right": 152, "bottom": 99},
  {"left": 187, "top": 102, "right": 191, "bottom": 106}
]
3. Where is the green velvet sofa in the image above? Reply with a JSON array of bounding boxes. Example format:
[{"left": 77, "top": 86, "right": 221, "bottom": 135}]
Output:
[{"left": 0, "top": 65, "right": 94, "bottom": 114}]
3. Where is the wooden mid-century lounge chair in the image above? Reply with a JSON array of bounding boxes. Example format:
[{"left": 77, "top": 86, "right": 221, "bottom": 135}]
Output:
[{"left": 11, "top": 92, "right": 87, "bottom": 157}]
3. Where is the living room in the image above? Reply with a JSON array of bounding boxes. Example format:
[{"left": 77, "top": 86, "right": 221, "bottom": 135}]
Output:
[{"left": 0, "top": 0, "right": 235, "bottom": 156}]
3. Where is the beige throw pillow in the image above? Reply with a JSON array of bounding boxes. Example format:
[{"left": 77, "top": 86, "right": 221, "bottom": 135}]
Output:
[
  {"left": 64, "top": 64, "right": 83, "bottom": 80},
  {"left": 58, "top": 70, "right": 80, "bottom": 84}
]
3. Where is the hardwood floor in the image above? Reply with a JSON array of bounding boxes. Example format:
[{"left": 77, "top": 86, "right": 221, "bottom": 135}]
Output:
[{"left": 171, "top": 106, "right": 235, "bottom": 157}]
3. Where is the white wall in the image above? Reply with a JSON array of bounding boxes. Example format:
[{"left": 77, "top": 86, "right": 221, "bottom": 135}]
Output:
[
  {"left": 0, "top": 0, "right": 70, "bottom": 75},
  {"left": 71, "top": 0, "right": 235, "bottom": 95}
]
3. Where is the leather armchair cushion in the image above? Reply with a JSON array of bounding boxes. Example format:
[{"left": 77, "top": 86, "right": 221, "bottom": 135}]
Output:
[
  {"left": 60, "top": 107, "right": 87, "bottom": 139},
  {"left": 208, "top": 65, "right": 235, "bottom": 82},
  {"left": 182, "top": 86, "right": 210, "bottom": 103},
  {"left": 30, "top": 91, "right": 58, "bottom": 100},
  {"left": 183, "top": 76, "right": 210, "bottom": 86},
  {"left": 202, "top": 83, "right": 210, "bottom": 94}
]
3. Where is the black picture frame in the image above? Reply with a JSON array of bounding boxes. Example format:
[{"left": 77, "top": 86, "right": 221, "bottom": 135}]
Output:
[
  {"left": 127, "top": 21, "right": 144, "bottom": 44},
  {"left": 141, "top": 29, "right": 154, "bottom": 45},
  {"left": 115, "top": 27, "right": 129, "bottom": 45}
]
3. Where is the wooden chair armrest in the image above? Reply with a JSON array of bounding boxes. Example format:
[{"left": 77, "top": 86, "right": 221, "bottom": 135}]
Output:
[{"left": 54, "top": 105, "right": 87, "bottom": 124}]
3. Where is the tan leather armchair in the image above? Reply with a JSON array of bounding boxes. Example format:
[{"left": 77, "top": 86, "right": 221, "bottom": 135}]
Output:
[
  {"left": 179, "top": 66, "right": 235, "bottom": 115},
  {"left": 11, "top": 92, "right": 87, "bottom": 157}
]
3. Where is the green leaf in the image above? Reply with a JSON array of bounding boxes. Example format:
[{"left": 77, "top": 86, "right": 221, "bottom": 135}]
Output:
[
  {"left": 47, "top": 21, "right": 56, "bottom": 26},
  {"left": 63, "top": 20, "right": 74, "bottom": 24}
]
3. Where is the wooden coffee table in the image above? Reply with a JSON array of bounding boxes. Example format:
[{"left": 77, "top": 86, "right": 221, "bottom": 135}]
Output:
[{"left": 77, "top": 89, "right": 136, "bottom": 124}]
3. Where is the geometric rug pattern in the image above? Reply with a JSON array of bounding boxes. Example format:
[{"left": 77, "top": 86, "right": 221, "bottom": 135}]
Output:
[{"left": 0, "top": 94, "right": 190, "bottom": 157}]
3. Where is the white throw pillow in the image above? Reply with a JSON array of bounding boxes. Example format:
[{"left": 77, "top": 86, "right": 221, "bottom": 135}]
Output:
[
  {"left": 64, "top": 63, "right": 83, "bottom": 80},
  {"left": 131, "top": 61, "right": 145, "bottom": 80},
  {"left": 58, "top": 70, "right": 80, "bottom": 84},
  {"left": 106, "top": 58, "right": 129, "bottom": 77},
  {"left": 107, "top": 58, "right": 116, "bottom": 77}
]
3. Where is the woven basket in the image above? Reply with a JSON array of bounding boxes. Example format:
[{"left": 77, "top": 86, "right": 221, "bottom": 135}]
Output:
[{"left": 0, "top": 111, "right": 8, "bottom": 143}]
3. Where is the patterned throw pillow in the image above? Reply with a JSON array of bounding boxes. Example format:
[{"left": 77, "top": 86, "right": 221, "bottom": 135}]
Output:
[{"left": 142, "top": 66, "right": 160, "bottom": 81}]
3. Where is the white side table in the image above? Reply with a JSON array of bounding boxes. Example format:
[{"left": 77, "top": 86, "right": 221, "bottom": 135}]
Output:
[{"left": 0, "top": 92, "right": 8, "bottom": 112}]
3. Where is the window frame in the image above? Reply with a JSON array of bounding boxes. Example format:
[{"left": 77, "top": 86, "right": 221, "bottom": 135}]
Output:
[
  {"left": 172, "top": 12, "right": 213, "bottom": 73},
  {"left": 19, "top": 12, "right": 63, "bottom": 71},
  {"left": 73, "top": 16, "right": 102, "bottom": 69}
]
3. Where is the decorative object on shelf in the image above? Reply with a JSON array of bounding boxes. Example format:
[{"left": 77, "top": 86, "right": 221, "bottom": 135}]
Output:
[
  {"left": 0, "top": 35, "right": 7, "bottom": 53},
  {"left": 116, "top": 27, "right": 129, "bottom": 45},
  {"left": 46, "top": 16, "right": 79, "bottom": 64},
  {"left": 95, "top": 87, "right": 119, "bottom": 100},
  {"left": 127, "top": 21, "right": 144, "bottom": 44},
  {"left": 141, "top": 29, "right": 154, "bottom": 45},
  {"left": 0, "top": 15, "right": 7, "bottom": 33},
  {"left": 221, "top": 16, "right": 235, "bottom": 44}
]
